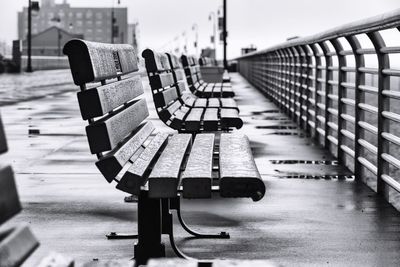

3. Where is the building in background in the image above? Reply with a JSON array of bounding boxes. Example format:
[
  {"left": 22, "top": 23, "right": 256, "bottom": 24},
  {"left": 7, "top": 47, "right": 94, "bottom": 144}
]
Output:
[
  {"left": 22, "top": 26, "right": 83, "bottom": 56},
  {"left": 18, "top": 0, "right": 128, "bottom": 44},
  {"left": 241, "top": 45, "right": 257, "bottom": 55}
]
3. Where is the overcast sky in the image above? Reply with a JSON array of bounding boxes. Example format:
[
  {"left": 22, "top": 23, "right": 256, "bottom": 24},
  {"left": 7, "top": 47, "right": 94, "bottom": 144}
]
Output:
[{"left": 1, "top": 0, "right": 399, "bottom": 59}]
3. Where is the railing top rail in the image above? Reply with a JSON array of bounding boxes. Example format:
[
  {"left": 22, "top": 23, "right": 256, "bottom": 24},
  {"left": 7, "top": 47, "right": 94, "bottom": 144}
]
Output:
[{"left": 236, "top": 8, "right": 400, "bottom": 59}]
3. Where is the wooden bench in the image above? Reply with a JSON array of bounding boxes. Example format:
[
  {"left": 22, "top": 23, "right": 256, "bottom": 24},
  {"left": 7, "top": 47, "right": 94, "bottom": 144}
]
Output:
[
  {"left": 0, "top": 109, "right": 74, "bottom": 267},
  {"left": 0, "top": 110, "right": 40, "bottom": 267},
  {"left": 63, "top": 39, "right": 265, "bottom": 265},
  {"left": 142, "top": 49, "right": 243, "bottom": 132},
  {"left": 181, "top": 55, "right": 234, "bottom": 98},
  {"left": 199, "top": 57, "right": 231, "bottom": 83}
]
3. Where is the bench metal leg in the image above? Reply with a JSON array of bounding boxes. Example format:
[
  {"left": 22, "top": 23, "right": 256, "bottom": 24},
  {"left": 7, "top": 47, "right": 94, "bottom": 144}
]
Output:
[
  {"left": 134, "top": 191, "right": 165, "bottom": 265},
  {"left": 161, "top": 198, "right": 195, "bottom": 260},
  {"left": 170, "top": 197, "right": 230, "bottom": 239}
]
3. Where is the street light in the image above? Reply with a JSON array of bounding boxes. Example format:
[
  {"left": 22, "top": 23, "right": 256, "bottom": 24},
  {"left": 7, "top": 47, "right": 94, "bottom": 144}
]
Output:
[
  {"left": 26, "top": 0, "right": 40, "bottom": 72},
  {"left": 192, "top": 23, "right": 198, "bottom": 57},
  {"left": 111, "top": 0, "right": 121, "bottom": 44},
  {"left": 208, "top": 12, "right": 217, "bottom": 59}
]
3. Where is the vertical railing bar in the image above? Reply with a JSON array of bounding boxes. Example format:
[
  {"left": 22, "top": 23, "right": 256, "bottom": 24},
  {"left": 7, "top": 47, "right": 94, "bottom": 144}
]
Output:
[
  {"left": 367, "top": 31, "right": 390, "bottom": 196},
  {"left": 346, "top": 35, "right": 365, "bottom": 181},
  {"left": 309, "top": 43, "right": 321, "bottom": 140},
  {"left": 330, "top": 38, "right": 346, "bottom": 164},
  {"left": 319, "top": 41, "right": 332, "bottom": 149},
  {"left": 282, "top": 49, "right": 290, "bottom": 115},
  {"left": 291, "top": 46, "right": 301, "bottom": 125}
]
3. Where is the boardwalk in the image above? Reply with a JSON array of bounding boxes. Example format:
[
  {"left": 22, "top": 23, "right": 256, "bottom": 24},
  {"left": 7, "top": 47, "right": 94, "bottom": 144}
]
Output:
[{"left": 2, "top": 73, "right": 400, "bottom": 266}]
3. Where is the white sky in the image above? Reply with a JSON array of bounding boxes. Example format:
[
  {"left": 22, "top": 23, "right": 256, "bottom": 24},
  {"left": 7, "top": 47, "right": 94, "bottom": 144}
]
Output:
[{"left": 0, "top": 0, "right": 399, "bottom": 59}]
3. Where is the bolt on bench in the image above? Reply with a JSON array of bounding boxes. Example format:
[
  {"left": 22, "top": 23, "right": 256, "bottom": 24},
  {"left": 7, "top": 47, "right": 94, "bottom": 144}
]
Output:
[
  {"left": 142, "top": 49, "right": 242, "bottom": 132},
  {"left": 63, "top": 39, "right": 265, "bottom": 265},
  {"left": 181, "top": 55, "right": 234, "bottom": 98}
]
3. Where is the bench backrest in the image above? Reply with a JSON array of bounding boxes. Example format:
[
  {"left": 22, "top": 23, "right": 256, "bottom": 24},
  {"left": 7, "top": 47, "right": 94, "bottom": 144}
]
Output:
[
  {"left": 142, "top": 49, "right": 190, "bottom": 125},
  {"left": 199, "top": 57, "right": 218, "bottom": 67},
  {"left": 63, "top": 39, "right": 154, "bottom": 193},
  {"left": 181, "top": 55, "right": 203, "bottom": 88}
]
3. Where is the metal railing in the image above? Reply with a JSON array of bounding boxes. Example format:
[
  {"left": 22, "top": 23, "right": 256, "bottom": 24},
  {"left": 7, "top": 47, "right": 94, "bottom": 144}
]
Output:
[{"left": 237, "top": 9, "right": 400, "bottom": 204}]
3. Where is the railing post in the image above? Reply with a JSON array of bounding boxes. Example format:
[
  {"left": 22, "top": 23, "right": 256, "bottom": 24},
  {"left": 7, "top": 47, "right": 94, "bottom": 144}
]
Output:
[
  {"left": 276, "top": 50, "right": 285, "bottom": 110},
  {"left": 330, "top": 38, "right": 346, "bottom": 164},
  {"left": 367, "top": 31, "right": 390, "bottom": 196},
  {"left": 346, "top": 35, "right": 365, "bottom": 182},
  {"left": 318, "top": 42, "right": 332, "bottom": 149},
  {"left": 309, "top": 43, "right": 321, "bottom": 140},
  {"left": 290, "top": 46, "right": 301, "bottom": 125},
  {"left": 282, "top": 49, "right": 291, "bottom": 115}
]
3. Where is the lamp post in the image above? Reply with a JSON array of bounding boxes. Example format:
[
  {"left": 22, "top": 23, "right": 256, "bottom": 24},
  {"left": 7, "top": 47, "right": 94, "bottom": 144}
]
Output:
[
  {"left": 192, "top": 23, "right": 198, "bottom": 57},
  {"left": 208, "top": 12, "right": 217, "bottom": 59},
  {"left": 111, "top": 0, "right": 121, "bottom": 43},
  {"left": 26, "top": 0, "right": 40, "bottom": 72},
  {"left": 223, "top": 0, "right": 227, "bottom": 69}
]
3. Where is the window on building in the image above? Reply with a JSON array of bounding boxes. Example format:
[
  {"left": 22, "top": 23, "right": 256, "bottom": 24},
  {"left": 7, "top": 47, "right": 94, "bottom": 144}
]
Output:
[
  {"left": 76, "top": 12, "right": 83, "bottom": 19},
  {"left": 76, "top": 20, "right": 83, "bottom": 27},
  {"left": 96, "top": 12, "right": 103, "bottom": 19},
  {"left": 95, "top": 20, "right": 102, "bottom": 26},
  {"left": 86, "top": 11, "right": 92, "bottom": 19}
]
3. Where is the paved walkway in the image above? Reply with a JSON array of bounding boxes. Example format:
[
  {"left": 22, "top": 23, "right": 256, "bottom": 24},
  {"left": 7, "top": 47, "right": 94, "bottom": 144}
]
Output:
[{"left": 2, "top": 73, "right": 400, "bottom": 266}]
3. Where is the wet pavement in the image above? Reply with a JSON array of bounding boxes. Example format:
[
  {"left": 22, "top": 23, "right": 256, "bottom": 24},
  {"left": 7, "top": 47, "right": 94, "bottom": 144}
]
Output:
[{"left": 1, "top": 73, "right": 400, "bottom": 266}]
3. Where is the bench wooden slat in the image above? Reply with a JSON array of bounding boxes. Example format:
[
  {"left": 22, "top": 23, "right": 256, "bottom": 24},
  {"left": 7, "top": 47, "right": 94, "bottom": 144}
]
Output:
[
  {"left": 170, "top": 106, "right": 190, "bottom": 129},
  {"left": 185, "top": 108, "right": 204, "bottom": 132},
  {"left": 95, "top": 122, "right": 154, "bottom": 182},
  {"left": 181, "top": 93, "right": 195, "bottom": 107},
  {"left": 0, "top": 113, "right": 7, "bottom": 154},
  {"left": 148, "top": 134, "right": 192, "bottom": 198},
  {"left": 220, "top": 108, "right": 243, "bottom": 129},
  {"left": 149, "top": 73, "right": 175, "bottom": 89},
  {"left": 0, "top": 166, "right": 21, "bottom": 225},
  {"left": 142, "top": 49, "right": 171, "bottom": 72},
  {"left": 86, "top": 98, "right": 149, "bottom": 154},
  {"left": 117, "top": 133, "right": 169, "bottom": 195},
  {"left": 222, "top": 86, "right": 235, "bottom": 97},
  {"left": 174, "top": 69, "right": 185, "bottom": 82},
  {"left": 77, "top": 75, "right": 143, "bottom": 120},
  {"left": 0, "top": 225, "right": 39, "bottom": 267},
  {"left": 159, "top": 100, "right": 181, "bottom": 122},
  {"left": 203, "top": 108, "right": 219, "bottom": 131},
  {"left": 207, "top": 98, "right": 220, "bottom": 108},
  {"left": 63, "top": 40, "right": 117, "bottom": 85},
  {"left": 117, "top": 46, "right": 139, "bottom": 73},
  {"left": 154, "top": 87, "right": 179, "bottom": 107},
  {"left": 204, "top": 85, "right": 214, "bottom": 97},
  {"left": 219, "top": 134, "right": 265, "bottom": 201},
  {"left": 175, "top": 80, "right": 187, "bottom": 96},
  {"left": 221, "top": 98, "right": 238, "bottom": 110},
  {"left": 167, "top": 53, "right": 182, "bottom": 69},
  {"left": 194, "top": 98, "right": 207, "bottom": 108},
  {"left": 181, "top": 134, "right": 214, "bottom": 198}
]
